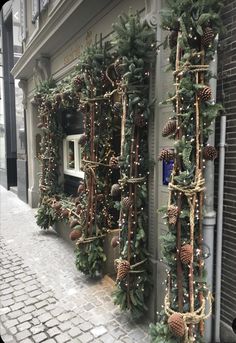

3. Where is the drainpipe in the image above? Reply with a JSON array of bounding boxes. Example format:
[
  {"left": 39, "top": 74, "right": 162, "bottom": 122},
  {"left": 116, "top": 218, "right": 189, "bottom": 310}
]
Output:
[
  {"left": 214, "top": 115, "right": 226, "bottom": 343},
  {"left": 202, "top": 41, "right": 218, "bottom": 343}
]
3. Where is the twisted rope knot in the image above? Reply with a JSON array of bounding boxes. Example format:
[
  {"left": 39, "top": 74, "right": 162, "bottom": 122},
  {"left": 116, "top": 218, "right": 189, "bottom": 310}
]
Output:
[
  {"left": 168, "top": 173, "right": 205, "bottom": 198},
  {"left": 118, "top": 175, "right": 146, "bottom": 187}
]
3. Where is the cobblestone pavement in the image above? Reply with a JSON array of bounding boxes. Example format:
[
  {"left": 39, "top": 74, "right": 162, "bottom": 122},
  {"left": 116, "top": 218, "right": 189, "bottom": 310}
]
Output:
[{"left": 0, "top": 186, "right": 149, "bottom": 343}]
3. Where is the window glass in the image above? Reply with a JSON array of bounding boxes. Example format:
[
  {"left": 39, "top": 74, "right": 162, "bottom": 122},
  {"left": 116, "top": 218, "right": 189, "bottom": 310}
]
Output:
[{"left": 67, "top": 141, "right": 75, "bottom": 169}]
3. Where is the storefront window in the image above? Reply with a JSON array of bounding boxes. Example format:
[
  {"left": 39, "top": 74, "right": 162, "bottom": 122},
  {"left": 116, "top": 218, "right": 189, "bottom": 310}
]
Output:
[{"left": 63, "top": 134, "right": 84, "bottom": 178}]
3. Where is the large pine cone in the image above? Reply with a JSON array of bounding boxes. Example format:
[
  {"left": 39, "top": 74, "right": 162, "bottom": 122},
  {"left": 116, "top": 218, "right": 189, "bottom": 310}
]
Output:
[
  {"left": 168, "top": 313, "right": 185, "bottom": 337},
  {"left": 162, "top": 119, "right": 177, "bottom": 137},
  {"left": 122, "top": 197, "right": 132, "bottom": 210},
  {"left": 202, "top": 27, "right": 215, "bottom": 47},
  {"left": 158, "top": 149, "right": 175, "bottom": 162},
  {"left": 167, "top": 205, "right": 179, "bottom": 225},
  {"left": 116, "top": 260, "right": 130, "bottom": 281},
  {"left": 109, "top": 156, "right": 119, "bottom": 169},
  {"left": 133, "top": 113, "right": 146, "bottom": 127},
  {"left": 199, "top": 86, "right": 212, "bottom": 102},
  {"left": 111, "top": 184, "right": 121, "bottom": 197},
  {"left": 203, "top": 145, "right": 217, "bottom": 160},
  {"left": 69, "top": 229, "right": 82, "bottom": 241},
  {"left": 180, "top": 244, "right": 193, "bottom": 264}
]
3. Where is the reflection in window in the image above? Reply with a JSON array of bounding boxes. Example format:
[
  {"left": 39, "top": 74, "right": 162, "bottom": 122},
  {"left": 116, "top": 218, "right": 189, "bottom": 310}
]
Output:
[{"left": 68, "top": 141, "right": 75, "bottom": 169}]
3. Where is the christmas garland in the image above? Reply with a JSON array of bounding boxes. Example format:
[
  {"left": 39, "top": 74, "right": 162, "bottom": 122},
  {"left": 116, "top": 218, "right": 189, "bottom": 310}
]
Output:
[
  {"left": 111, "top": 12, "right": 156, "bottom": 319},
  {"left": 150, "top": 0, "right": 223, "bottom": 342}
]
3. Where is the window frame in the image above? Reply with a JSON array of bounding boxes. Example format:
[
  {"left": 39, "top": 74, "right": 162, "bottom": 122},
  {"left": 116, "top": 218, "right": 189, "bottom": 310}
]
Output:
[{"left": 63, "top": 134, "right": 84, "bottom": 178}]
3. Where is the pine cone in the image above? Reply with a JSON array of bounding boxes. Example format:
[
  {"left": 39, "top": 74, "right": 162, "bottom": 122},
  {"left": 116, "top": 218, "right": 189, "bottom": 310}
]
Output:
[
  {"left": 78, "top": 134, "right": 87, "bottom": 146},
  {"left": 169, "top": 30, "right": 178, "bottom": 49},
  {"left": 180, "top": 244, "right": 193, "bottom": 264},
  {"left": 113, "top": 102, "right": 122, "bottom": 115},
  {"left": 199, "top": 86, "right": 212, "bottom": 102},
  {"left": 162, "top": 119, "right": 177, "bottom": 137},
  {"left": 116, "top": 260, "right": 130, "bottom": 281},
  {"left": 97, "top": 194, "right": 104, "bottom": 201},
  {"left": 109, "top": 156, "right": 119, "bottom": 169},
  {"left": 53, "top": 202, "right": 61, "bottom": 211},
  {"left": 158, "top": 149, "right": 175, "bottom": 162},
  {"left": 122, "top": 197, "right": 132, "bottom": 211},
  {"left": 168, "top": 205, "right": 179, "bottom": 225},
  {"left": 76, "top": 205, "right": 81, "bottom": 214},
  {"left": 69, "top": 229, "right": 82, "bottom": 241},
  {"left": 111, "top": 236, "right": 120, "bottom": 248},
  {"left": 203, "top": 145, "right": 217, "bottom": 160},
  {"left": 202, "top": 27, "right": 215, "bottom": 47},
  {"left": 111, "top": 184, "right": 121, "bottom": 197},
  {"left": 168, "top": 313, "right": 185, "bottom": 337},
  {"left": 133, "top": 113, "right": 146, "bottom": 127}
]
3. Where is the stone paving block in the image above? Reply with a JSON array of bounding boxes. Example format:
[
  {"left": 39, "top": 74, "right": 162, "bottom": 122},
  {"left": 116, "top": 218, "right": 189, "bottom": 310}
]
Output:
[
  {"left": 24, "top": 297, "right": 38, "bottom": 306},
  {"left": 31, "top": 318, "right": 41, "bottom": 326},
  {"left": 1, "top": 287, "right": 14, "bottom": 295},
  {"left": 83, "top": 303, "right": 94, "bottom": 311},
  {"left": 57, "top": 312, "right": 75, "bottom": 322},
  {"left": 71, "top": 317, "right": 84, "bottom": 326},
  {"left": 0, "top": 306, "right": 11, "bottom": 315},
  {"left": 17, "top": 321, "right": 32, "bottom": 332},
  {"left": 14, "top": 289, "right": 25, "bottom": 297},
  {"left": 45, "top": 318, "right": 60, "bottom": 328},
  {"left": 8, "top": 309, "right": 24, "bottom": 319},
  {"left": 32, "top": 332, "right": 48, "bottom": 342},
  {"left": 79, "top": 322, "right": 93, "bottom": 332},
  {"left": 110, "top": 327, "right": 126, "bottom": 340},
  {"left": 68, "top": 327, "right": 81, "bottom": 338},
  {"left": 91, "top": 326, "right": 107, "bottom": 338},
  {"left": 30, "top": 323, "right": 45, "bottom": 335},
  {"left": 47, "top": 327, "right": 61, "bottom": 338},
  {"left": 58, "top": 321, "right": 72, "bottom": 332},
  {"left": 11, "top": 301, "right": 25, "bottom": 311},
  {"left": 44, "top": 340, "right": 56, "bottom": 343},
  {"left": 18, "top": 313, "right": 33, "bottom": 323},
  {"left": 1, "top": 334, "right": 14, "bottom": 343},
  {"left": 8, "top": 326, "right": 17, "bottom": 335},
  {"left": 50, "top": 307, "right": 64, "bottom": 317},
  {"left": 20, "top": 339, "right": 33, "bottom": 343},
  {"left": 32, "top": 308, "right": 46, "bottom": 318},
  {"left": 55, "top": 333, "right": 71, "bottom": 343},
  {"left": 78, "top": 332, "right": 93, "bottom": 343},
  {"left": 29, "top": 290, "right": 43, "bottom": 298},
  {"left": 38, "top": 312, "right": 53, "bottom": 323},
  {"left": 4, "top": 319, "right": 18, "bottom": 329},
  {"left": 23, "top": 305, "right": 36, "bottom": 313},
  {"left": 99, "top": 333, "right": 116, "bottom": 343},
  {"left": 35, "top": 300, "right": 48, "bottom": 309},
  {"left": 15, "top": 329, "right": 31, "bottom": 341},
  {"left": 15, "top": 294, "right": 29, "bottom": 303}
]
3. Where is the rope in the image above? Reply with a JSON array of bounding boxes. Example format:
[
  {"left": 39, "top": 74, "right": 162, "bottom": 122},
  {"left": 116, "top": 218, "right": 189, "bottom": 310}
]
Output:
[
  {"left": 118, "top": 175, "right": 146, "bottom": 187},
  {"left": 168, "top": 173, "right": 205, "bottom": 198}
]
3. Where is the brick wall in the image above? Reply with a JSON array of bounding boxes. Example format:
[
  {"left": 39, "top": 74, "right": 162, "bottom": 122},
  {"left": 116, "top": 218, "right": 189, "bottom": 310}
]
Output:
[{"left": 215, "top": 0, "right": 236, "bottom": 331}]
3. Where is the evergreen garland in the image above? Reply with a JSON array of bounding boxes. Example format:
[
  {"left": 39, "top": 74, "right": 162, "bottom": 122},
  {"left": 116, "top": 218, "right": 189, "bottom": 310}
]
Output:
[
  {"left": 150, "top": 0, "right": 223, "bottom": 342},
  {"left": 111, "top": 11, "right": 156, "bottom": 319}
]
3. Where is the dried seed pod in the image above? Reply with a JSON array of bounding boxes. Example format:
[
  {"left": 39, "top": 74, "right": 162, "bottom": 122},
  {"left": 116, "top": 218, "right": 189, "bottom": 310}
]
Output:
[
  {"left": 180, "top": 244, "right": 193, "bottom": 264},
  {"left": 69, "top": 229, "right": 82, "bottom": 241},
  {"left": 167, "top": 205, "right": 179, "bottom": 225},
  {"left": 109, "top": 156, "right": 119, "bottom": 169},
  {"left": 162, "top": 119, "right": 177, "bottom": 137},
  {"left": 158, "top": 149, "right": 175, "bottom": 162},
  {"left": 202, "top": 27, "right": 215, "bottom": 47},
  {"left": 199, "top": 86, "right": 212, "bottom": 102},
  {"left": 111, "top": 236, "right": 120, "bottom": 248},
  {"left": 111, "top": 184, "right": 121, "bottom": 197},
  {"left": 168, "top": 313, "right": 185, "bottom": 337},
  {"left": 133, "top": 113, "right": 146, "bottom": 127},
  {"left": 116, "top": 260, "right": 130, "bottom": 281},
  {"left": 122, "top": 197, "right": 132, "bottom": 210},
  {"left": 203, "top": 145, "right": 217, "bottom": 160}
]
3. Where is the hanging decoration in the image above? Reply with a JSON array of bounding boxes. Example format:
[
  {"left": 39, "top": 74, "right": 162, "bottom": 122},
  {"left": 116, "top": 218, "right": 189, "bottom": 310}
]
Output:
[
  {"left": 150, "top": 0, "right": 223, "bottom": 342},
  {"left": 111, "top": 11, "right": 156, "bottom": 319}
]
